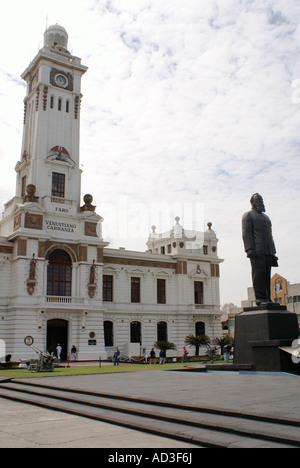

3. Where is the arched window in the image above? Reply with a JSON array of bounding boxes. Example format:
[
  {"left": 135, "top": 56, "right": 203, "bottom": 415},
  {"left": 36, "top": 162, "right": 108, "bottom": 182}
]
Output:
[
  {"left": 104, "top": 321, "right": 114, "bottom": 347},
  {"left": 58, "top": 98, "right": 62, "bottom": 111},
  {"left": 130, "top": 321, "right": 142, "bottom": 344},
  {"left": 47, "top": 250, "right": 72, "bottom": 297},
  {"left": 195, "top": 321, "right": 206, "bottom": 337},
  {"left": 66, "top": 100, "right": 70, "bottom": 113},
  {"left": 50, "top": 96, "right": 54, "bottom": 109},
  {"left": 157, "top": 321, "right": 168, "bottom": 342}
]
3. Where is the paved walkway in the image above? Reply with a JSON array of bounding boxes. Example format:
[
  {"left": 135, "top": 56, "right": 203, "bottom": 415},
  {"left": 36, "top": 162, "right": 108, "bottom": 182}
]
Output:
[
  {"left": 20, "top": 369, "right": 300, "bottom": 421},
  {"left": 0, "top": 368, "right": 299, "bottom": 448},
  {"left": 0, "top": 398, "right": 196, "bottom": 448}
]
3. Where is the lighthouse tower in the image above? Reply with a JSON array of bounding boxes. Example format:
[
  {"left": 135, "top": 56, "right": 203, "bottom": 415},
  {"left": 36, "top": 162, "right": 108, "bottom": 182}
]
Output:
[
  {"left": 18, "top": 24, "right": 86, "bottom": 205},
  {"left": 0, "top": 25, "right": 108, "bottom": 361}
]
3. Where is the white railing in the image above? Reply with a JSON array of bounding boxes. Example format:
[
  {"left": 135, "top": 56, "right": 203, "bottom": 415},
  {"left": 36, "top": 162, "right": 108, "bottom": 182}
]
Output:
[
  {"left": 50, "top": 196, "right": 73, "bottom": 205},
  {"left": 46, "top": 296, "right": 85, "bottom": 305}
]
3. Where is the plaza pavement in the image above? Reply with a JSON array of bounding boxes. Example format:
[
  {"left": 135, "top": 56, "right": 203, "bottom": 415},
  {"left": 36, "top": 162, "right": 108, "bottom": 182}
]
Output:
[
  {"left": 0, "top": 367, "right": 299, "bottom": 448},
  {"left": 18, "top": 368, "right": 299, "bottom": 421},
  {"left": 0, "top": 398, "right": 196, "bottom": 448}
]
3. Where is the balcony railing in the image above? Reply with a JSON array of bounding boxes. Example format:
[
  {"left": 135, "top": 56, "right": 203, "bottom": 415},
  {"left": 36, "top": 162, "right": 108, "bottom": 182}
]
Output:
[
  {"left": 50, "top": 196, "right": 73, "bottom": 205},
  {"left": 46, "top": 296, "right": 85, "bottom": 305}
]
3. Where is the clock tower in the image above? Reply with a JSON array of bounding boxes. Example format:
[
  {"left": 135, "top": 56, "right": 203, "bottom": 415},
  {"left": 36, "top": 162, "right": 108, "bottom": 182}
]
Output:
[{"left": 16, "top": 24, "right": 88, "bottom": 205}]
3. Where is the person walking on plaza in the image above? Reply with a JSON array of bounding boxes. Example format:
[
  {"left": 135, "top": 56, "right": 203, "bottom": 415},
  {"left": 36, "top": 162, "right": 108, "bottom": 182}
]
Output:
[
  {"left": 114, "top": 347, "right": 120, "bottom": 366},
  {"left": 159, "top": 350, "right": 166, "bottom": 364},
  {"left": 182, "top": 346, "right": 189, "bottom": 363}
]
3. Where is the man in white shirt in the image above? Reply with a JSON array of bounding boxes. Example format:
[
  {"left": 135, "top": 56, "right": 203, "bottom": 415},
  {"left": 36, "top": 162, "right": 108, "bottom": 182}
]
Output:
[{"left": 56, "top": 344, "right": 62, "bottom": 359}]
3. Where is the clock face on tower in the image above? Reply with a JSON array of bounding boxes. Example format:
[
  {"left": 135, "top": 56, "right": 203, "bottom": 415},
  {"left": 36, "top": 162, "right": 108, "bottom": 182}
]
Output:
[
  {"left": 50, "top": 68, "right": 73, "bottom": 91},
  {"left": 55, "top": 74, "right": 68, "bottom": 88}
]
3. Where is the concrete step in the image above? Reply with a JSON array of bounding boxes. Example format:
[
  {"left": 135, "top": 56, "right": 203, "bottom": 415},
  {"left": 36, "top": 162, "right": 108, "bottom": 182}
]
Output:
[
  {"left": 0, "top": 381, "right": 298, "bottom": 448},
  {"left": 12, "top": 378, "right": 300, "bottom": 428}
]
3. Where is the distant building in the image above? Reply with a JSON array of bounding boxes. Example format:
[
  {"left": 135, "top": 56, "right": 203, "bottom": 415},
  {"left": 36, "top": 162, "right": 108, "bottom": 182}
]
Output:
[
  {"left": 0, "top": 25, "right": 224, "bottom": 361},
  {"left": 241, "top": 274, "right": 300, "bottom": 327},
  {"left": 221, "top": 303, "right": 242, "bottom": 338},
  {"left": 224, "top": 274, "right": 300, "bottom": 338}
]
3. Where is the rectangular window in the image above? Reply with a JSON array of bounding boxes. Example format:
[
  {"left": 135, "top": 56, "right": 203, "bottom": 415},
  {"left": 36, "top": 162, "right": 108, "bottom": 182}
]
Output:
[
  {"left": 66, "top": 101, "right": 70, "bottom": 113},
  {"left": 47, "top": 264, "right": 71, "bottom": 297},
  {"left": 229, "top": 317, "right": 235, "bottom": 327},
  {"left": 157, "top": 279, "right": 166, "bottom": 304},
  {"left": 211, "top": 264, "right": 220, "bottom": 277},
  {"left": 103, "top": 275, "right": 113, "bottom": 302},
  {"left": 50, "top": 96, "right": 54, "bottom": 109},
  {"left": 194, "top": 281, "right": 204, "bottom": 305},
  {"left": 203, "top": 245, "right": 208, "bottom": 255},
  {"left": 52, "top": 172, "right": 65, "bottom": 198},
  {"left": 131, "top": 277, "right": 141, "bottom": 303}
]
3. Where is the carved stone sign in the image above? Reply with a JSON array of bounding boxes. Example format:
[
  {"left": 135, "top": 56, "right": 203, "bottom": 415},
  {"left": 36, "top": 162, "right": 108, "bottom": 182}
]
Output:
[
  {"left": 54, "top": 205, "right": 70, "bottom": 214},
  {"left": 45, "top": 220, "right": 77, "bottom": 233}
]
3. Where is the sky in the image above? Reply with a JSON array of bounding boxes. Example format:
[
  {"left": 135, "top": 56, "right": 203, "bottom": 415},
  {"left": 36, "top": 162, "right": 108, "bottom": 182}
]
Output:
[{"left": 0, "top": 0, "right": 300, "bottom": 307}]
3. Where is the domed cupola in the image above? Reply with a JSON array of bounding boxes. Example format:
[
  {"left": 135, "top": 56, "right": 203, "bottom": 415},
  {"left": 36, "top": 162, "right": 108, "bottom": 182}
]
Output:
[{"left": 44, "top": 24, "right": 69, "bottom": 52}]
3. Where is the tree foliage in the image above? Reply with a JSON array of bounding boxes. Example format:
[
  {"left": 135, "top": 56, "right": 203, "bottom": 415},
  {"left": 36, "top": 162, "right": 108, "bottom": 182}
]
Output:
[
  {"left": 184, "top": 334, "right": 211, "bottom": 356},
  {"left": 154, "top": 341, "right": 177, "bottom": 355}
]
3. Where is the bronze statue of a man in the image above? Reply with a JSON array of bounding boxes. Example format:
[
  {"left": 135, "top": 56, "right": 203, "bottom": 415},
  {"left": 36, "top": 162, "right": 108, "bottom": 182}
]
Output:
[{"left": 242, "top": 194, "right": 278, "bottom": 306}]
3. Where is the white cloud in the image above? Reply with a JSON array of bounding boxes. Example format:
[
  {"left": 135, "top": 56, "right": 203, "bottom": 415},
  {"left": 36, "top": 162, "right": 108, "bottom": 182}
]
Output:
[{"left": 0, "top": 0, "right": 300, "bottom": 305}]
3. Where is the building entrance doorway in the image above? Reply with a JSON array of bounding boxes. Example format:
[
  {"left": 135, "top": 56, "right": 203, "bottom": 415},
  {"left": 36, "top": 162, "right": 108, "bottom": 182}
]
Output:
[{"left": 47, "top": 319, "right": 68, "bottom": 361}]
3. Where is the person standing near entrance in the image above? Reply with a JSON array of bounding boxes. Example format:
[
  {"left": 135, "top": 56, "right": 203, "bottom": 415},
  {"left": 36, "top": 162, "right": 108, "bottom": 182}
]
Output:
[
  {"left": 56, "top": 343, "right": 62, "bottom": 360},
  {"left": 71, "top": 345, "right": 78, "bottom": 361}
]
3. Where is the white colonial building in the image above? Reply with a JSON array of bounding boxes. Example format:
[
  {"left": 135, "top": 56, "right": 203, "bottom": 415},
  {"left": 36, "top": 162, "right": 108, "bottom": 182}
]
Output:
[{"left": 0, "top": 25, "right": 223, "bottom": 361}]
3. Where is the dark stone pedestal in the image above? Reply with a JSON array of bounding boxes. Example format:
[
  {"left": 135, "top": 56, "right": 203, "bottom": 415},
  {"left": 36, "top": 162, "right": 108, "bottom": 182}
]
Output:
[{"left": 234, "top": 305, "right": 299, "bottom": 372}]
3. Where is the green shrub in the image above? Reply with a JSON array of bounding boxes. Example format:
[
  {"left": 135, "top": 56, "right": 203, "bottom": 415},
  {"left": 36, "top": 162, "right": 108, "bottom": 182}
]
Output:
[{"left": 0, "top": 362, "right": 19, "bottom": 369}]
